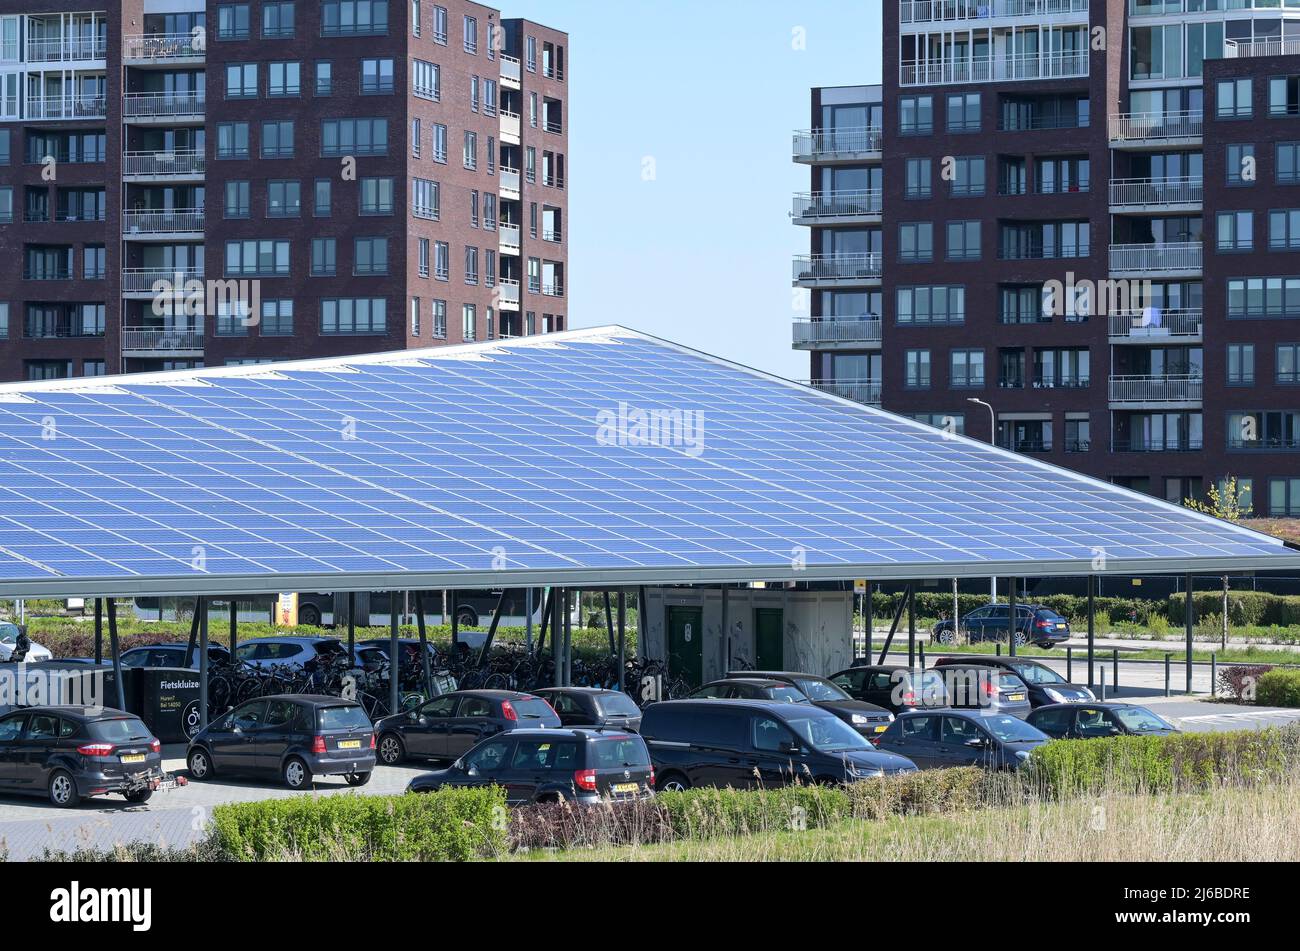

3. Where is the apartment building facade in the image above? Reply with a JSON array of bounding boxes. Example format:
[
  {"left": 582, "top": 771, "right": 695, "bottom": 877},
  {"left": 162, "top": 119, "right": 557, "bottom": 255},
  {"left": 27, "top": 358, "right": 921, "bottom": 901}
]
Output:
[
  {"left": 0, "top": 0, "right": 569, "bottom": 380},
  {"left": 794, "top": 0, "right": 1300, "bottom": 517}
]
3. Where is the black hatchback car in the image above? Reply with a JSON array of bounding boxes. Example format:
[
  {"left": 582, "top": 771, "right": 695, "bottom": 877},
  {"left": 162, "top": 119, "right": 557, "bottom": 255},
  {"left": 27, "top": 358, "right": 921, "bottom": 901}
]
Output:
[
  {"left": 0, "top": 706, "right": 166, "bottom": 807},
  {"left": 932, "top": 656, "right": 1095, "bottom": 708},
  {"left": 690, "top": 678, "right": 809, "bottom": 704},
  {"left": 1027, "top": 702, "right": 1179, "bottom": 740},
  {"left": 532, "top": 687, "right": 643, "bottom": 732},
  {"left": 725, "top": 670, "right": 895, "bottom": 736},
  {"left": 186, "top": 695, "right": 376, "bottom": 790},
  {"left": 875, "top": 709, "right": 1051, "bottom": 770},
  {"left": 829, "top": 665, "right": 951, "bottom": 714},
  {"left": 932, "top": 603, "right": 1071, "bottom": 648},
  {"left": 407, "top": 728, "right": 654, "bottom": 804},
  {"left": 640, "top": 699, "right": 916, "bottom": 791},
  {"left": 373, "top": 689, "right": 560, "bottom": 765}
]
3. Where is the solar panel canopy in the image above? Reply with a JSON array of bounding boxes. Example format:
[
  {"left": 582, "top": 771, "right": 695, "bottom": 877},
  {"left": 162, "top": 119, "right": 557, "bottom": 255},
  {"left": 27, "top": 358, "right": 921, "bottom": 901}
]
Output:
[{"left": 0, "top": 326, "right": 1294, "bottom": 598}]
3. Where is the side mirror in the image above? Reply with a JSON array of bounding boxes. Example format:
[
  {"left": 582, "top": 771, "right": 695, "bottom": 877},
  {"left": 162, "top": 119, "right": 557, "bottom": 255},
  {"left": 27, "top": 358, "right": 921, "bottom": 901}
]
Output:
[
  {"left": 231, "top": 724, "right": 243, "bottom": 734},
  {"left": 465, "top": 765, "right": 479, "bottom": 777},
  {"left": 778, "top": 741, "right": 802, "bottom": 755},
  {"left": 964, "top": 737, "right": 986, "bottom": 748}
]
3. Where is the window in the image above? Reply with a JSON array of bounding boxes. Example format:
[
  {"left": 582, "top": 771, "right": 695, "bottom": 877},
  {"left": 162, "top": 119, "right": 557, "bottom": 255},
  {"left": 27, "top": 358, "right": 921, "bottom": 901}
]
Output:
[
  {"left": 411, "top": 178, "right": 438, "bottom": 219},
  {"left": 1228, "top": 411, "right": 1300, "bottom": 450},
  {"left": 360, "top": 176, "right": 394, "bottom": 215},
  {"left": 354, "top": 237, "right": 388, "bottom": 275},
  {"left": 411, "top": 118, "right": 421, "bottom": 157},
  {"left": 217, "top": 124, "right": 249, "bottom": 159},
  {"left": 462, "top": 303, "right": 477, "bottom": 340},
  {"left": 900, "top": 95, "right": 933, "bottom": 135},
  {"left": 321, "top": 0, "right": 389, "bottom": 36},
  {"left": 321, "top": 118, "right": 387, "bottom": 156},
  {"left": 311, "top": 238, "right": 337, "bottom": 276},
  {"left": 314, "top": 179, "right": 331, "bottom": 217},
  {"left": 217, "top": 4, "right": 251, "bottom": 40},
  {"left": 465, "top": 246, "right": 479, "bottom": 284},
  {"left": 216, "top": 300, "right": 251, "bottom": 336},
  {"left": 905, "top": 350, "right": 931, "bottom": 388},
  {"left": 1277, "top": 344, "right": 1300, "bottom": 384},
  {"left": 267, "top": 62, "right": 300, "bottom": 97},
  {"left": 0, "top": 186, "right": 12, "bottom": 223},
  {"left": 485, "top": 249, "right": 496, "bottom": 287},
  {"left": 949, "top": 157, "right": 985, "bottom": 196},
  {"left": 470, "top": 76, "right": 480, "bottom": 112},
  {"left": 951, "top": 350, "right": 985, "bottom": 388},
  {"left": 946, "top": 220, "right": 981, "bottom": 260},
  {"left": 1271, "top": 76, "right": 1300, "bottom": 117},
  {"left": 897, "top": 286, "right": 965, "bottom": 325},
  {"left": 361, "top": 58, "right": 394, "bottom": 94},
  {"left": 434, "top": 241, "right": 449, "bottom": 280},
  {"left": 316, "top": 62, "right": 333, "bottom": 96},
  {"left": 226, "top": 239, "right": 290, "bottom": 276},
  {"left": 1217, "top": 78, "right": 1252, "bottom": 119},
  {"left": 267, "top": 180, "right": 300, "bottom": 217},
  {"left": 1270, "top": 478, "right": 1300, "bottom": 516},
  {"left": 226, "top": 64, "right": 258, "bottom": 99},
  {"left": 946, "top": 92, "right": 980, "bottom": 132},
  {"left": 1280, "top": 143, "right": 1300, "bottom": 185},
  {"left": 470, "top": 189, "right": 479, "bottom": 227},
  {"left": 527, "top": 35, "right": 537, "bottom": 71},
  {"left": 410, "top": 296, "right": 421, "bottom": 335},
  {"left": 82, "top": 360, "right": 105, "bottom": 377},
  {"left": 1227, "top": 144, "right": 1255, "bottom": 185},
  {"left": 1269, "top": 209, "right": 1300, "bottom": 250},
  {"left": 899, "top": 222, "right": 934, "bottom": 263},
  {"left": 82, "top": 246, "right": 105, "bottom": 280},
  {"left": 1228, "top": 343, "right": 1255, "bottom": 385},
  {"left": 433, "top": 5, "right": 448, "bottom": 43},
  {"left": 261, "top": 120, "right": 294, "bottom": 158},
  {"left": 463, "top": 131, "right": 477, "bottom": 169},
  {"left": 463, "top": 14, "right": 478, "bottom": 53},
  {"left": 1218, "top": 211, "right": 1254, "bottom": 251},
  {"left": 905, "top": 158, "right": 931, "bottom": 198},
  {"left": 263, "top": 1, "right": 295, "bottom": 37},
  {"left": 322, "top": 298, "right": 387, "bottom": 334},
  {"left": 432, "top": 299, "right": 447, "bottom": 337},
  {"left": 261, "top": 299, "right": 294, "bottom": 335},
  {"left": 418, "top": 238, "right": 430, "bottom": 277},
  {"left": 411, "top": 0, "right": 420, "bottom": 36},
  {"left": 1035, "top": 156, "right": 1089, "bottom": 194},
  {"left": 0, "top": 130, "right": 10, "bottom": 166},
  {"left": 432, "top": 124, "right": 448, "bottom": 162},
  {"left": 1227, "top": 278, "right": 1300, "bottom": 318}
]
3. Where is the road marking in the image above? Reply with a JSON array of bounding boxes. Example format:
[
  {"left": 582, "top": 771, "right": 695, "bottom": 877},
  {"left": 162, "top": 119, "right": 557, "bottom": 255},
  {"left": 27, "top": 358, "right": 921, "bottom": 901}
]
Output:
[{"left": 1176, "top": 710, "right": 1300, "bottom": 724}]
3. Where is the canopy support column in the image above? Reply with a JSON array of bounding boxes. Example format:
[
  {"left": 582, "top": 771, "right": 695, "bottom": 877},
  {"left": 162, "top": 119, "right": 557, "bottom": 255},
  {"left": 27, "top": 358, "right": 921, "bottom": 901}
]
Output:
[
  {"left": 183, "top": 599, "right": 201, "bottom": 668},
  {"left": 1185, "top": 573, "right": 1195, "bottom": 694},
  {"left": 1008, "top": 576, "right": 1018, "bottom": 657},
  {"left": 478, "top": 589, "right": 508, "bottom": 667},
  {"left": 616, "top": 589, "right": 627, "bottom": 693},
  {"left": 390, "top": 591, "right": 401, "bottom": 715},
  {"left": 563, "top": 588, "right": 573, "bottom": 686},
  {"left": 450, "top": 588, "right": 460, "bottom": 652},
  {"left": 907, "top": 584, "right": 916, "bottom": 669},
  {"left": 551, "top": 587, "right": 563, "bottom": 687},
  {"left": 876, "top": 585, "right": 910, "bottom": 666},
  {"left": 229, "top": 599, "right": 238, "bottom": 655},
  {"left": 346, "top": 591, "right": 355, "bottom": 665},
  {"left": 535, "top": 586, "right": 554, "bottom": 659},
  {"left": 1087, "top": 575, "right": 1096, "bottom": 689},
  {"left": 603, "top": 590, "right": 615, "bottom": 656},
  {"left": 198, "top": 597, "right": 209, "bottom": 729},
  {"left": 414, "top": 591, "right": 432, "bottom": 695},
  {"left": 93, "top": 597, "right": 103, "bottom": 665},
  {"left": 864, "top": 582, "right": 873, "bottom": 661},
  {"left": 106, "top": 597, "right": 125, "bottom": 711}
]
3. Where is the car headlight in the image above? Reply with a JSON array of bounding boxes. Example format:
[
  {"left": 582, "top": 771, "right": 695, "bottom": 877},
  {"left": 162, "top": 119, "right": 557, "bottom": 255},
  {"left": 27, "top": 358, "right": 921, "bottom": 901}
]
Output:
[
  {"left": 851, "top": 714, "right": 869, "bottom": 725},
  {"left": 1015, "top": 750, "right": 1030, "bottom": 760},
  {"left": 1044, "top": 688, "right": 1066, "bottom": 703}
]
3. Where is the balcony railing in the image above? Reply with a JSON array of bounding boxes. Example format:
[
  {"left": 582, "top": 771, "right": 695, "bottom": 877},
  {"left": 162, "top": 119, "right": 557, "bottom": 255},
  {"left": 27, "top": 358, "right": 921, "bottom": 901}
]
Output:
[
  {"left": 1225, "top": 38, "right": 1300, "bottom": 59},
  {"left": 25, "top": 94, "right": 107, "bottom": 120},
  {"left": 122, "top": 150, "right": 205, "bottom": 177},
  {"left": 120, "top": 327, "right": 204, "bottom": 352},
  {"left": 25, "top": 36, "right": 108, "bottom": 62},
  {"left": 1108, "top": 308, "right": 1203, "bottom": 339},
  {"left": 23, "top": 319, "right": 104, "bottom": 339},
  {"left": 499, "top": 223, "right": 521, "bottom": 253},
  {"left": 1001, "top": 439, "right": 1053, "bottom": 453},
  {"left": 900, "top": 0, "right": 1088, "bottom": 23},
  {"left": 500, "top": 54, "right": 522, "bottom": 86},
  {"left": 122, "top": 92, "right": 205, "bottom": 118},
  {"left": 900, "top": 51, "right": 1088, "bottom": 86},
  {"left": 497, "top": 279, "right": 521, "bottom": 308},
  {"left": 1111, "top": 438, "right": 1203, "bottom": 453},
  {"left": 792, "top": 126, "right": 882, "bottom": 162},
  {"left": 809, "top": 379, "right": 882, "bottom": 405},
  {"left": 541, "top": 280, "right": 564, "bottom": 297},
  {"left": 793, "top": 253, "right": 883, "bottom": 284},
  {"left": 792, "top": 189, "right": 882, "bottom": 220},
  {"left": 1109, "top": 242, "right": 1202, "bottom": 274},
  {"left": 1109, "top": 177, "right": 1203, "bottom": 208},
  {"left": 1108, "top": 110, "right": 1202, "bottom": 143},
  {"left": 1108, "top": 374, "right": 1203, "bottom": 403},
  {"left": 122, "top": 209, "right": 205, "bottom": 235},
  {"left": 792, "top": 318, "right": 882, "bottom": 347},
  {"left": 121, "top": 267, "right": 202, "bottom": 294},
  {"left": 500, "top": 110, "right": 521, "bottom": 140},
  {"left": 123, "top": 32, "right": 205, "bottom": 62},
  {"left": 499, "top": 167, "right": 521, "bottom": 198}
]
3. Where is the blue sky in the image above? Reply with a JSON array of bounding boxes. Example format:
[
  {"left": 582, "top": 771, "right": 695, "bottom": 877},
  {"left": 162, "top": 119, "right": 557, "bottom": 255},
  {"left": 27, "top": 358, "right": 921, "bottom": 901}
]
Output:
[{"left": 506, "top": 0, "right": 883, "bottom": 378}]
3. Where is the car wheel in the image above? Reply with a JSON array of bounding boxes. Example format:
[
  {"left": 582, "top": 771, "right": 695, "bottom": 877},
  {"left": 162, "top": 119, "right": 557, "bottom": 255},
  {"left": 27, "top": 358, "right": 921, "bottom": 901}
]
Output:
[
  {"left": 456, "top": 607, "right": 477, "bottom": 628},
  {"left": 124, "top": 787, "right": 153, "bottom": 804},
  {"left": 934, "top": 628, "right": 956, "bottom": 646},
  {"left": 377, "top": 732, "right": 405, "bottom": 765},
  {"left": 187, "top": 747, "right": 214, "bottom": 780},
  {"left": 344, "top": 771, "right": 371, "bottom": 787},
  {"left": 282, "top": 756, "right": 312, "bottom": 790},
  {"left": 48, "top": 769, "right": 80, "bottom": 808},
  {"left": 656, "top": 772, "right": 690, "bottom": 793},
  {"left": 298, "top": 604, "right": 322, "bottom": 627}
]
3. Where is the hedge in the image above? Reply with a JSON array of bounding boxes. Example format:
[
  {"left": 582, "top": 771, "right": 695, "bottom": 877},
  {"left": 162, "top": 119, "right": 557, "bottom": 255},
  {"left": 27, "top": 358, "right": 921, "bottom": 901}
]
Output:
[
  {"left": 210, "top": 787, "right": 508, "bottom": 861},
  {"left": 1256, "top": 669, "right": 1300, "bottom": 707}
]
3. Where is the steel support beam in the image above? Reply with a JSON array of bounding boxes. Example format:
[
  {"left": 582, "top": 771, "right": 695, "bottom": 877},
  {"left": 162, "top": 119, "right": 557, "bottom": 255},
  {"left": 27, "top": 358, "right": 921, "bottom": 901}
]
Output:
[
  {"left": 907, "top": 584, "right": 916, "bottom": 668},
  {"left": 1087, "top": 575, "right": 1096, "bottom": 688},
  {"left": 106, "top": 597, "right": 125, "bottom": 711},
  {"left": 616, "top": 589, "right": 627, "bottom": 693},
  {"left": 94, "top": 597, "right": 103, "bottom": 665},
  {"left": 551, "top": 586, "right": 563, "bottom": 687},
  {"left": 229, "top": 598, "right": 238, "bottom": 654},
  {"left": 478, "top": 589, "right": 508, "bottom": 667},
  {"left": 198, "top": 597, "right": 209, "bottom": 729},
  {"left": 390, "top": 591, "right": 400, "bottom": 715},
  {"left": 1185, "top": 573, "right": 1194, "bottom": 694},
  {"left": 1008, "top": 576, "right": 1018, "bottom": 657},
  {"left": 414, "top": 590, "right": 432, "bottom": 694},
  {"left": 875, "top": 585, "right": 910, "bottom": 666},
  {"left": 603, "top": 590, "right": 615, "bottom": 655},
  {"left": 183, "top": 599, "right": 201, "bottom": 668}
]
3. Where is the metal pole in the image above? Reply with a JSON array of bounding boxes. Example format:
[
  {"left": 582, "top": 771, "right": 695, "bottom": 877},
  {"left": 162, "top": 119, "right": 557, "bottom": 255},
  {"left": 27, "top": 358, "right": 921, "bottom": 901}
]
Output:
[
  {"left": 198, "top": 598, "right": 209, "bottom": 729},
  {"left": 415, "top": 591, "right": 432, "bottom": 694},
  {"left": 1008, "top": 576, "right": 1017, "bottom": 657},
  {"left": 1164, "top": 652, "right": 1171, "bottom": 697},
  {"left": 536, "top": 587, "right": 554, "bottom": 658},
  {"left": 907, "top": 584, "right": 916, "bottom": 669},
  {"left": 1184, "top": 572, "right": 1194, "bottom": 694},
  {"left": 389, "top": 591, "right": 400, "bottom": 715},
  {"left": 106, "top": 598, "right": 125, "bottom": 711},
  {"left": 229, "top": 598, "right": 238, "bottom": 654},
  {"left": 94, "top": 597, "right": 103, "bottom": 665},
  {"left": 563, "top": 588, "right": 573, "bottom": 686},
  {"left": 864, "top": 583, "right": 873, "bottom": 661},
  {"left": 450, "top": 588, "right": 460, "bottom": 650},
  {"left": 951, "top": 577, "right": 959, "bottom": 647},
  {"left": 347, "top": 591, "right": 355, "bottom": 662},
  {"left": 616, "top": 589, "right": 627, "bottom": 692},
  {"left": 1099, "top": 666, "right": 1107, "bottom": 701},
  {"left": 1066, "top": 646, "right": 1072, "bottom": 683},
  {"left": 1087, "top": 575, "right": 1096, "bottom": 689},
  {"left": 183, "top": 599, "right": 201, "bottom": 668},
  {"left": 1211, "top": 652, "right": 1217, "bottom": 698},
  {"left": 525, "top": 587, "right": 534, "bottom": 651},
  {"left": 1113, "top": 648, "right": 1120, "bottom": 694},
  {"left": 603, "top": 590, "right": 615, "bottom": 656},
  {"left": 721, "top": 585, "right": 730, "bottom": 674},
  {"left": 876, "top": 585, "right": 909, "bottom": 666},
  {"left": 551, "top": 586, "right": 563, "bottom": 687},
  {"left": 478, "top": 590, "right": 508, "bottom": 666}
]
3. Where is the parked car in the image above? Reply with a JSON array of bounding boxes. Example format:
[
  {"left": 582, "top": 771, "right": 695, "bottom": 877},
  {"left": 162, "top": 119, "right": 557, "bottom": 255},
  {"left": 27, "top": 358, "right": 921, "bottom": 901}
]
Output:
[
  {"left": 829, "top": 664, "right": 951, "bottom": 714},
  {"left": 0, "top": 705, "right": 166, "bottom": 806},
  {"left": 119, "top": 643, "right": 232, "bottom": 669},
  {"left": 233, "top": 636, "right": 347, "bottom": 672},
  {"left": 1027, "top": 702, "right": 1179, "bottom": 740},
  {"left": 185, "top": 695, "right": 375, "bottom": 790},
  {"left": 875, "top": 709, "right": 1051, "bottom": 770},
  {"left": 0, "top": 622, "right": 52, "bottom": 662},
  {"left": 690, "top": 678, "right": 809, "bottom": 704},
  {"left": 932, "top": 656, "right": 1095, "bottom": 708},
  {"left": 640, "top": 699, "right": 916, "bottom": 791},
  {"left": 725, "top": 670, "right": 894, "bottom": 735},
  {"left": 373, "top": 689, "right": 560, "bottom": 765},
  {"left": 407, "top": 728, "right": 654, "bottom": 804},
  {"left": 532, "top": 687, "right": 643, "bottom": 732},
  {"left": 931, "top": 603, "right": 1071, "bottom": 648},
  {"left": 928, "top": 663, "right": 1033, "bottom": 717}
]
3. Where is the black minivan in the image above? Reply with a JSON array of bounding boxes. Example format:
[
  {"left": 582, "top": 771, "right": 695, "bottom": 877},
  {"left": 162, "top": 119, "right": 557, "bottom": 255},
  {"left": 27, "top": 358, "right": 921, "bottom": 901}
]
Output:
[{"left": 640, "top": 699, "right": 916, "bottom": 791}]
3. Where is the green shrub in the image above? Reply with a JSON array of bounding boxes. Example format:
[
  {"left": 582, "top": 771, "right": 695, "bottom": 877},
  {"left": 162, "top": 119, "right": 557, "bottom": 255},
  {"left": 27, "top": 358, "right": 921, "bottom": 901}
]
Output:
[
  {"left": 210, "top": 788, "right": 508, "bottom": 861},
  {"left": 1256, "top": 669, "right": 1300, "bottom": 708}
]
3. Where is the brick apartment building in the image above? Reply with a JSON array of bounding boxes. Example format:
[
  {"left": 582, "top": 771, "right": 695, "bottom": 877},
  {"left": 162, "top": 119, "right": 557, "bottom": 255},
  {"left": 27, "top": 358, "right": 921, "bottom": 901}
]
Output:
[
  {"left": 0, "top": 0, "right": 568, "bottom": 380},
  {"left": 794, "top": 0, "right": 1300, "bottom": 518}
]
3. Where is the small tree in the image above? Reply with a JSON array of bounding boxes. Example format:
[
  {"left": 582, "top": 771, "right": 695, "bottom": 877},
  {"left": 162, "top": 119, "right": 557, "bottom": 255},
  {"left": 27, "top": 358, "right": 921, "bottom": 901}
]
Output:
[{"left": 1185, "top": 478, "right": 1249, "bottom": 648}]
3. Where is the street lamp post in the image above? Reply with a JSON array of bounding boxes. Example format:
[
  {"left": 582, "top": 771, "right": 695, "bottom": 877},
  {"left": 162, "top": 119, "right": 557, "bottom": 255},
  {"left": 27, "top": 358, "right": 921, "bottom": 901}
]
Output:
[{"left": 967, "top": 398, "right": 998, "bottom": 604}]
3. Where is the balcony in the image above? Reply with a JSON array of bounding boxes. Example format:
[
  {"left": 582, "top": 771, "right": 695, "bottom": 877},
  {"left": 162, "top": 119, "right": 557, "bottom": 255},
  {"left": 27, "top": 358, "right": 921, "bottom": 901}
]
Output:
[
  {"left": 1225, "top": 38, "right": 1300, "bottom": 59},
  {"left": 808, "top": 380, "right": 882, "bottom": 407},
  {"left": 122, "top": 150, "right": 205, "bottom": 181},
  {"left": 900, "top": 52, "right": 1088, "bottom": 87},
  {"left": 122, "top": 92, "right": 205, "bottom": 122},
  {"left": 1108, "top": 177, "right": 1203, "bottom": 213},
  {"left": 123, "top": 33, "right": 205, "bottom": 65},
  {"left": 25, "top": 94, "right": 107, "bottom": 120},
  {"left": 1108, "top": 111, "right": 1202, "bottom": 148},
  {"left": 120, "top": 326, "right": 204, "bottom": 356},
  {"left": 793, "top": 253, "right": 882, "bottom": 288},
  {"left": 900, "top": 0, "right": 1088, "bottom": 24},
  {"left": 23, "top": 318, "right": 104, "bottom": 339},
  {"left": 122, "top": 208, "right": 205, "bottom": 240},
  {"left": 498, "top": 278, "right": 521, "bottom": 311},
  {"left": 1111, "top": 438, "right": 1203, "bottom": 453},
  {"left": 499, "top": 223, "right": 521, "bottom": 255},
  {"left": 500, "top": 54, "right": 522, "bottom": 89},
  {"left": 541, "top": 279, "right": 564, "bottom": 298},
  {"left": 792, "top": 126, "right": 882, "bottom": 164},
  {"left": 25, "top": 36, "right": 108, "bottom": 62},
  {"left": 499, "top": 167, "right": 521, "bottom": 201},
  {"left": 792, "top": 318, "right": 882, "bottom": 349},
  {"left": 792, "top": 189, "right": 882, "bottom": 225},
  {"left": 1108, "top": 374, "right": 1203, "bottom": 406},
  {"left": 121, "top": 267, "right": 202, "bottom": 297},
  {"left": 1109, "top": 242, "right": 1202, "bottom": 277},
  {"left": 500, "top": 109, "right": 521, "bottom": 145},
  {"left": 1108, "top": 308, "right": 1203, "bottom": 342}
]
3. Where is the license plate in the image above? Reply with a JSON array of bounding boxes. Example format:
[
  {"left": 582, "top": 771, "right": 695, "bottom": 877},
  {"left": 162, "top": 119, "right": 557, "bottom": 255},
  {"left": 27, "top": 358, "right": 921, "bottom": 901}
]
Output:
[
  {"left": 1008, "top": 694, "right": 1026, "bottom": 702},
  {"left": 338, "top": 739, "right": 361, "bottom": 750},
  {"left": 119, "top": 753, "right": 146, "bottom": 764},
  {"left": 1056, "top": 623, "right": 1066, "bottom": 629},
  {"left": 874, "top": 725, "right": 889, "bottom": 733},
  {"left": 612, "top": 782, "right": 639, "bottom": 794}
]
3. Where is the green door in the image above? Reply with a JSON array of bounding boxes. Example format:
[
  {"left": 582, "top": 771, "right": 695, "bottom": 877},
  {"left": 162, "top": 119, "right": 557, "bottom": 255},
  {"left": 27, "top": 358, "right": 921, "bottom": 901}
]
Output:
[
  {"left": 666, "top": 606, "right": 703, "bottom": 688},
  {"left": 754, "top": 609, "right": 783, "bottom": 670}
]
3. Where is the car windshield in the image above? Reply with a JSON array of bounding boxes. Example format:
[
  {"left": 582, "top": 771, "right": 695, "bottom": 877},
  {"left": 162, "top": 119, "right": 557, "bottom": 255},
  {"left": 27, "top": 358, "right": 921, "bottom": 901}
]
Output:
[
  {"left": 1113, "top": 706, "right": 1174, "bottom": 732},
  {"left": 785, "top": 714, "right": 871, "bottom": 752},
  {"left": 318, "top": 705, "right": 371, "bottom": 731},
  {"left": 766, "top": 686, "right": 809, "bottom": 704},
  {"left": 1010, "top": 662, "right": 1066, "bottom": 685},
  {"left": 594, "top": 693, "right": 641, "bottom": 717},
  {"left": 794, "top": 677, "right": 851, "bottom": 702},
  {"left": 88, "top": 717, "right": 152, "bottom": 743},
  {"left": 0, "top": 622, "right": 18, "bottom": 644},
  {"left": 510, "top": 698, "right": 556, "bottom": 720},
  {"left": 591, "top": 737, "right": 650, "bottom": 768},
  {"left": 981, "top": 715, "right": 1047, "bottom": 743}
]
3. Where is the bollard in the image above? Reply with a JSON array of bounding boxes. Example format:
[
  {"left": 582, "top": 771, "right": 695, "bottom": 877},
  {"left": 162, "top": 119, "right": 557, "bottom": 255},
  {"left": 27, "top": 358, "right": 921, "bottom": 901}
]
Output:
[
  {"left": 1164, "top": 652, "right": 1171, "bottom": 697},
  {"left": 1099, "top": 666, "right": 1107, "bottom": 701},
  {"left": 919, "top": 642, "right": 926, "bottom": 669},
  {"left": 1210, "top": 652, "right": 1217, "bottom": 699},
  {"left": 1112, "top": 649, "right": 1120, "bottom": 695},
  {"left": 996, "top": 642, "right": 1002, "bottom": 657},
  {"left": 1066, "top": 646, "right": 1073, "bottom": 683}
]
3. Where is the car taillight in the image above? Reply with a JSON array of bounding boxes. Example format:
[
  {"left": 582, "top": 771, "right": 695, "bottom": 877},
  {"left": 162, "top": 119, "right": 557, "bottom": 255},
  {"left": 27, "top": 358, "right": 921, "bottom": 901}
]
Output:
[
  {"left": 1036, "top": 619, "right": 1051, "bottom": 629},
  {"left": 982, "top": 679, "right": 998, "bottom": 698},
  {"left": 149, "top": 738, "right": 161, "bottom": 754},
  {"left": 501, "top": 700, "right": 518, "bottom": 721},
  {"left": 311, "top": 735, "right": 327, "bottom": 754},
  {"left": 77, "top": 743, "right": 114, "bottom": 757},
  {"left": 573, "top": 768, "right": 597, "bottom": 791},
  {"left": 902, "top": 691, "right": 917, "bottom": 706},
  {"left": 648, "top": 765, "right": 655, "bottom": 786},
  {"left": 369, "top": 733, "right": 376, "bottom": 749}
]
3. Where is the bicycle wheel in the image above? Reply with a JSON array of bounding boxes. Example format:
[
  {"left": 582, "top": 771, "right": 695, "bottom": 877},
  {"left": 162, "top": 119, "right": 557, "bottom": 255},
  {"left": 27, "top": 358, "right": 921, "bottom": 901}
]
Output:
[{"left": 236, "top": 677, "right": 262, "bottom": 702}]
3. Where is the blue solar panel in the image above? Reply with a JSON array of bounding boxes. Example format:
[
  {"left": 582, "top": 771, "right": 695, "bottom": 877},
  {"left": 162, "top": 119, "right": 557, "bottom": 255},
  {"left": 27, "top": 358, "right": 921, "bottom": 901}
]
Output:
[{"left": 0, "top": 326, "right": 1295, "bottom": 596}]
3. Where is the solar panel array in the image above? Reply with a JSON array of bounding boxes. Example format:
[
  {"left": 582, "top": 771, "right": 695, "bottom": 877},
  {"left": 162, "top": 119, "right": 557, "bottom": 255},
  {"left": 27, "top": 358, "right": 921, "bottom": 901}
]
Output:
[{"left": 0, "top": 327, "right": 1291, "bottom": 595}]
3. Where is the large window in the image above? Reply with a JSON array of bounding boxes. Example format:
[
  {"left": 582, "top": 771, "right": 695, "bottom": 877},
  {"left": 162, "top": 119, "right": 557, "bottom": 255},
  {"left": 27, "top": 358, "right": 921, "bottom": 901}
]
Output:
[
  {"left": 226, "top": 239, "right": 290, "bottom": 276},
  {"left": 263, "top": 1, "right": 296, "bottom": 38},
  {"left": 1269, "top": 209, "right": 1300, "bottom": 250},
  {"left": 217, "top": 4, "right": 251, "bottom": 40},
  {"left": 322, "top": 298, "right": 387, "bottom": 334},
  {"left": 268, "top": 62, "right": 300, "bottom": 97},
  {"left": 353, "top": 237, "right": 388, "bottom": 275},
  {"left": 261, "top": 120, "right": 294, "bottom": 158},
  {"left": 949, "top": 156, "right": 985, "bottom": 196},
  {"left": 950, "top": 349, "right": 984, "bottom": 388},
  {"left": 217, "top": 122, "right": 249, "bottom": 159},
  {"left": 321, "top": 118, "right": 388, "bottom": 156},
  {"left": 1271, "top": 76, "right": 1300, "bottom": 117},
  {"left": 411, "top": 178, "right": 438, "bottom": 219},
  {"left": 899, "top": 95, "right": 933, "bottom": 135},
  {"left": 1216, "top": 78, "right": 1252, "bottom": 119},
  {"left": 905, "top": 158, "right": 931, "bottom": 199},
  {"left": 360, "top": 177, "right": 394, "bottom": 215},
  {"left": 898, "top": 222, "right": 933, "bottom": 263},
  {"left": 361, "top": 58, "right": 394, "bottom": 94},
  {"left": 413, "top": 60, "right": 440, "bottom": 100},
  {"left": 226, "top": 64, "right": 258, "bottom": 99},
  {"left": 1227, "top": 278, "right": 1300, "bottom": 318},
  {"left": 1217, "top": 210, "right": 1254, "bottom": 251},
  {"left": 321, "top": 0, "right": 388, "bottom": 36},
  {"left": 946, "top": 220, "right": 980, "bottom": 261},
  {"left": 896, "top": 286, "right": 964, "bottom": 325},
  {"left": 946, "top": 92, "right": 980, "bottom": 133},
  {"left": 905, "top": 350, "right": 931, "bottom": 389},
  {"left": 267, "top": 180, "right": 300, "bottom": 217},
  {"left": 1227, "top": 144, "right": 1254, "bottom": 185}
]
